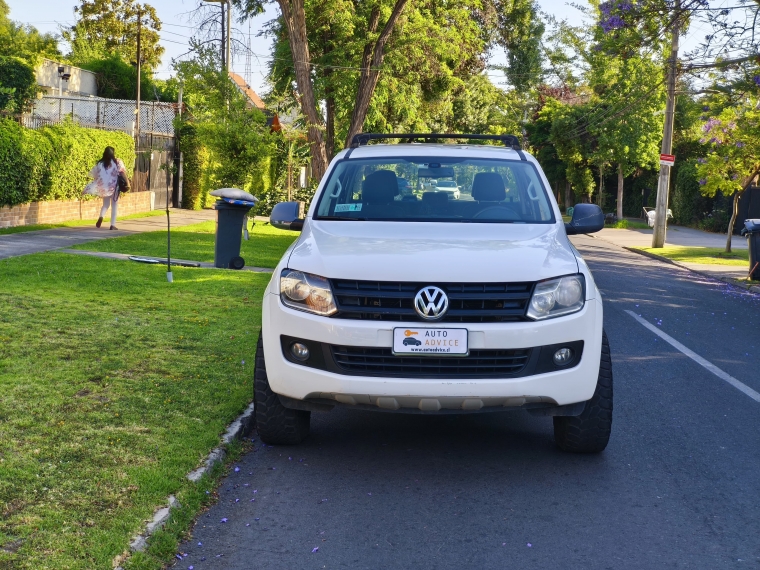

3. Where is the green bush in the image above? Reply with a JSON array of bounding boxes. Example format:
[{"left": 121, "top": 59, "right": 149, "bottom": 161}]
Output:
[
  {"left": 0, "top": 55, "right": 36, "bottom": 112},
  {"left": 0, "top": 119, "right": 135, "bottom": 207},
  {"left": 176, "top": 121, "right": 208, "bottom": 210}
]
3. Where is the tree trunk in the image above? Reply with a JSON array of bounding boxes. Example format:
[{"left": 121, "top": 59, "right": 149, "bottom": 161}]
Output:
[
  {"left": 323, "top": 29, "right": 335, "bottom": 161},
  {"left": 617, "top": 163, "right": 624, "bottom": 220},
  {"left": 565, "top": 180, "right": 572, "bottom": 212},
  {"left": 343, "top": 0, "right": 409, "bottom": 148},
  {"left": 277, "top": 0, "right": 328, "bottom": 180},
  {"left": 726, "top": 172, "right": 760, "bottom": 253},
  {"left": 597, "top": 165, "right": 604, "bottom": 207},
  {"left": 726, "top": 191, "right": 740, "bottom": 253}
]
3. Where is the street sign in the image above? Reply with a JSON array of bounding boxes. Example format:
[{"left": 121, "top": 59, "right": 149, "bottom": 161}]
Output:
[{"left": 660, "top": 153, "right": 675, "bottom": 166}]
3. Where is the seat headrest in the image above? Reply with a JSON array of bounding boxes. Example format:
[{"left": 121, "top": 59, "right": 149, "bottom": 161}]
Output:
[
  {"left": 422, "top": 192, "right": 449, "bottom": 206},
  {"left": 362, "top": 170, "right": 398, "bottom": 204},
  {"left": 472, "top": 172, "right": 506, "bottom": 202}
]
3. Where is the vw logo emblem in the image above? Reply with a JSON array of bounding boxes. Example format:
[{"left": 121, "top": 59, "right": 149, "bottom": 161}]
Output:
[{"left": 414, "top": 286, "right": 448, "bottom": 320}]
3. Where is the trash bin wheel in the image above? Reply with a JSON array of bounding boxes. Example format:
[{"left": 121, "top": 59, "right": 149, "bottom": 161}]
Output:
[
  {"left": 553, "top": 330, "right": 613, "bottom": 453},
  {"left": 254, "top": 332, "right": 310, "bottom": 445}
]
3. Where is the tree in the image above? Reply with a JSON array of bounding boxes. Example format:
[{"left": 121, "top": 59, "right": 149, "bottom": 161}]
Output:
[
  {"left": 233, "top": 0, "right": 410, "bottom": 180},
  {"left": 174, "top": 46, "right": 278, "bottom": 205},
  {"left": 0, "top": 56, "right": 37, "bottom": 112},
  {"left": 695, "top": 97, "right": 760, "bottom": 252},
  {"left": 0, "top": 0, "right": 60, "bottom": 61},
  {"left": 64, "top": 0, "right": 164, "bottom": 71}
]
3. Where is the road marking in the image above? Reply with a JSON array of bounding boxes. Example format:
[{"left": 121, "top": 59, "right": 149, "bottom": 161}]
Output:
[{"left": 625, "top": 310, "right": 760, "bottom": 403}]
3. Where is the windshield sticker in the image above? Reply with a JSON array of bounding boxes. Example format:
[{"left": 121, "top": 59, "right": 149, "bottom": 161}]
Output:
[{"left": 334, "top": 203, "right": 363, "bottom": 212}]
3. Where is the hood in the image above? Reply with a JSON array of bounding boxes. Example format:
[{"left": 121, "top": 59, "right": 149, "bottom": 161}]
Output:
[{"left": 285, "top": 220, "right": 578, "bottom": 283}]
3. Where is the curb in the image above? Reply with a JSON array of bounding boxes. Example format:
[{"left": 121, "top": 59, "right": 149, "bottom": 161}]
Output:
[
  {"left": 621, "top": 245, "right": 760, "bottom": 295},
  {"left": 114, "top": 403, "right": 255, "bottom": 568}
]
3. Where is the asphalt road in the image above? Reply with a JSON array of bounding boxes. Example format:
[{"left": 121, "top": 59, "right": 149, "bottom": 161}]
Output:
[{"left": 176, "top": 235, "right": 760, "bottom": 570}]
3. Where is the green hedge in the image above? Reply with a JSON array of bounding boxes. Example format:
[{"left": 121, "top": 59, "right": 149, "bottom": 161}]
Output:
[
  {"left": 0, "top": 56, "right": 37, "bottom": 113},
  {"left": 0, "top": 119, "right": 135, "bottom": 207}
]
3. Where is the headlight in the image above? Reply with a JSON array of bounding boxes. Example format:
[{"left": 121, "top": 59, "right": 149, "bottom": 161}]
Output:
[
  {"left": 280, "top": 270, "right": 337, "bottom": 316},
  {"left": 526, "top": 274, "right": 585, "bottom": 320}
]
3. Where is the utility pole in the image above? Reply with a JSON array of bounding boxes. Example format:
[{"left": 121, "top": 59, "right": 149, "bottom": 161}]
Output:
[
  {"left": 652, "top": 1, "right": 680, "bottom": 248},
  {"left": 226, "top": 2, "right": 231, "bottom": 74},
  {"left": 135, "top": 7, "right": 142, "bottom": 146}
]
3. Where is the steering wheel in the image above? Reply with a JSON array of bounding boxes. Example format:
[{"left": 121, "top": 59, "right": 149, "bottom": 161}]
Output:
[{"left": 472, "top": 205, "right": 520, "bottom": 220}]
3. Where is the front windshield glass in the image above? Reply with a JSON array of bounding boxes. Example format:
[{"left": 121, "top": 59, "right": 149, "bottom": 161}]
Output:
[{"left": 314, "top": 156, "right": 554, "bottom": 223}]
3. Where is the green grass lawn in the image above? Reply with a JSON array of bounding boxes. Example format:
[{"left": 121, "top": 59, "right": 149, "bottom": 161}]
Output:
[
  {"left": 0, "top": 211, "right": 167, "bottom": 236},
  {"left": 610, "top": 219, "right": 650, "bottom": 230},
  {"left": 0, "top": 230, "right": 291, "bottom": 568},
  {"left": 635, "top": 246, "right": 749, "bottom": 266},
  {"left": 71, "top": 221, "right": 299, "bottom": 268}
]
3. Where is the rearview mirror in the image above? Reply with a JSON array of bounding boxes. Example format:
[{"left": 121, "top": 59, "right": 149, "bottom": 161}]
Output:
[
  {"left": 270, "top": 201, "right": 304, "bottom": 231},
  {"left": 565, "top": 203, "right": 604, "bottom": 235}
]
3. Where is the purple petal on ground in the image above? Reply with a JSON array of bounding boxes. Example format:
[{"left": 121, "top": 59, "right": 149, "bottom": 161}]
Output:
[
  {"left": 205, "top": 491, "right": 210, "bottom": 495},
  {"left": 235, "top": 499, "right": 240, "bottom": 503},
  {"left": 312, "top": 547, "right": 319, "bottom": 553},
  {"left": 246, "top": 523, "right": 250, "bottom": 526},
  {"left": 502, "top": 543, "right": 506, "bottom": 546},
  {"left": 198, "top": 542, "right": 202, "bottom": 546},
  {"left": 234, "top": 467, "right": 240, "bottom": 472},
  {"left": 254, "top": 490, "right": 258, "bottom": 493},
  {"left": 368, "top": 493, "right": 372, "bottom": 496},
  {"left": 189, "top": 567, "right": 194, "bottom": 570},
  {"left": 251, "top": 499, "right": 255, "bottom": 502},
  {"left": 255, "top": 518, "right": 260, "bottom": 521},
  {"left": 176, "top": 554, "right": 183, "bottom": 560},
  {"left": 527, "top": 543, "right": 532, "bottom": 547},
  {"left": 221, "top": 518, "right": 228, "bottom": 523},
  {"left": 289, "top": 457, "right": 292, "bottom": 460}
]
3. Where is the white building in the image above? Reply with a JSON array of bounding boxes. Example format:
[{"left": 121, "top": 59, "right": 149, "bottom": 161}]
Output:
[{"left": 35, "top": 59, "right": 98, "bottom": 98}]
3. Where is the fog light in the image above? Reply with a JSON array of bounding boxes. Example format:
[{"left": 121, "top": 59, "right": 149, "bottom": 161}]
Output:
[
  {"left": 553, "top": 348, "right": 573, "bottom": 366},
  {"left": 290, "top": 342, "right": 310, "bottom": 361}
]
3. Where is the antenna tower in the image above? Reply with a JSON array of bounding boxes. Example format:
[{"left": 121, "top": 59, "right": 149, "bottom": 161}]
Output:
[{"left": 244, "top": 21, "right": 252, "bottom": 85}]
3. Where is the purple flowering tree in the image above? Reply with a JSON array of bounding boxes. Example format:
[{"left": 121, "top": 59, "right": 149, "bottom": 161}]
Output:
[{"left": 695, "top": 98, "right": 760, "bottom": 252}]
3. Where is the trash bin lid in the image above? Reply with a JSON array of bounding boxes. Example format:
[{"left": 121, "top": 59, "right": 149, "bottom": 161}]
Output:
[
  {"left": 744, "top": 219, "right": 760, "bottom": 232},
  {"left": 213, "top": 197, "right": 257, "bottom": 210}
]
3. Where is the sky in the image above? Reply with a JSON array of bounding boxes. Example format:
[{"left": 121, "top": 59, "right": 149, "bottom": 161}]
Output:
[{"left": 7, "top": 0, "right": 706, "bottom": 97}]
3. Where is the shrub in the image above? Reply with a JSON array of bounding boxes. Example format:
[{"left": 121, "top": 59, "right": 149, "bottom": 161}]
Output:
[
  {"left": 0, "top": 56, "right": 36, "bottom": 112},
  {"left": 0, "top": 119, "right": 135, "bottom": 207},
  {"left": 176, "top": 121, "right": 208, "bottom": 210}
]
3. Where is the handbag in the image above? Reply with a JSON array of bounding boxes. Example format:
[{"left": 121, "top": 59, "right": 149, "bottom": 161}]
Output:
[{"left": 114, "top": 170, "right": 131, "bottom": 202}]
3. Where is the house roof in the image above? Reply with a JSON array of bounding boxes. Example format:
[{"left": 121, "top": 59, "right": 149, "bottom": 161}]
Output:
[{"left": 228, "top": 72, "right": 266, "bottom": 111}]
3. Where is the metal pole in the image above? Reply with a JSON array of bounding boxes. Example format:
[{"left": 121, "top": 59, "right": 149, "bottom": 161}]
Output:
[
  {"left": 226, "top": 1, "right": 231, "bottom": 74},
  {"left": 135, "top": 7, "right": 142, "bottom": 146},
  {"left": 220, "top": 2, "right": 226, "bottom": 70},
  {"left": 652, "top": 1, "right": 680, "bottom": 248}
]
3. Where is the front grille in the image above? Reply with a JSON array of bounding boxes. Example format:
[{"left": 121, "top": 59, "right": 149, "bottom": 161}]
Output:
[
  {"left": 331, "top": 280, "right": 534, "bottom": 322},
  {"left": 330, "top": 346, "right": 531, "bottom": 378}
]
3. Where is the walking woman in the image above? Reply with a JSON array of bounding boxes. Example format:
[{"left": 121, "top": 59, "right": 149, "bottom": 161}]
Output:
[{"left": 84, "top": 146, "right": 126, "bottom": 229}]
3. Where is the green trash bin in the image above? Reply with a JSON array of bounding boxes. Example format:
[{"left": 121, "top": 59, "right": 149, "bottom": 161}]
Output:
[{"left": 213, "top": 199, "right": 255, "bottom": 269}]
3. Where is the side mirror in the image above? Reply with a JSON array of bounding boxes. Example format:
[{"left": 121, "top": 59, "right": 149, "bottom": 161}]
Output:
[
  {"left": 270, "top": 201, "right": 304, "bottom": 231},
  {"left": 565, "top": 203, "right": 604, "bottom": 235}
]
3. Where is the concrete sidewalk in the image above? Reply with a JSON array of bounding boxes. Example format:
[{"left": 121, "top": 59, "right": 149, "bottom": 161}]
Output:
[
  {"left": 0, "top": 209, "right": 215, "bottom": 260},
  {"left": 596, "top": 224, "right": 747, "bottom": 249},
  {"left": 592, "top": 224, "right": 750, "bottom": 280}
]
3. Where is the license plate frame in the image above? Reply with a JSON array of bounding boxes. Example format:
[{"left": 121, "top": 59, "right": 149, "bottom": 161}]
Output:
[{"left": 392, "top": 327, "right": 469, "bottom": 356}]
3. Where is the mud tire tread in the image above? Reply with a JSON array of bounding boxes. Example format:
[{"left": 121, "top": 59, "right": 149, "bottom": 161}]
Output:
[
  {"left": 553, "top": 330, "right": 613, "bottom": 453},
  {"left": 254, "top": 332, "right": 310, "bottom": 445}
]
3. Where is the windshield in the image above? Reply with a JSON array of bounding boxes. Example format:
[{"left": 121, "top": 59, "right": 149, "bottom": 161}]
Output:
[{"left": 314, "top": 156, "right": 555, "bottom": 223}]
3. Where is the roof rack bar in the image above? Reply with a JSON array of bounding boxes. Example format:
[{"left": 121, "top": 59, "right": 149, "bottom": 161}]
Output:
[{"left": 349, "top": 133, "right": 522, "bottom": 151}]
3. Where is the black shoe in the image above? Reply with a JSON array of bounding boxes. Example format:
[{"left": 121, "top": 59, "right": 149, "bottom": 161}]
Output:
[
  {"left": 109, "top": 226, "right": 118, "bottom": 230},
  {"left": 96, "top": 217, "right": 103, "bottom": 228}
]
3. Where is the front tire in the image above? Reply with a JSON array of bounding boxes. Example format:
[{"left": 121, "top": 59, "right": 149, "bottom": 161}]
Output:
[
  {"left": 254, "top": 332, "right": 310, "bottom": 445},
  {"left": 553, "top": 330, "right": 613, "bottom": 453}
]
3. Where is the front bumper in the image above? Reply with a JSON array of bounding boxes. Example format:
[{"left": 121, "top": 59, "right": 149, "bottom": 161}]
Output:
[{"left": 262, "top": 292, "right": 603, "bottom": 410}]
